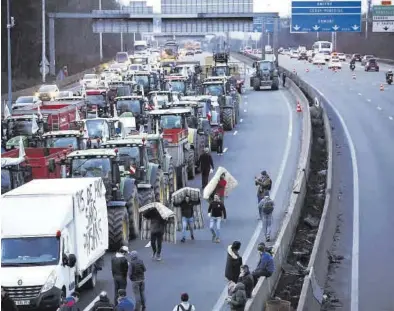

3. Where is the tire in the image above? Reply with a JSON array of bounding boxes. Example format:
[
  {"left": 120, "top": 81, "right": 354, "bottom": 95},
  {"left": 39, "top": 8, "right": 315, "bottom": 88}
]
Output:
[
  {"left": 253, "top": 78, "right": 260, "bottom": 91},
  {"left": 107, "top": 207, "right": 129, "bottom": 251},
  {"left": 153, "top": 169, "right": 165, "bottom": 203},
  {"left": 138, "top": 188, "right": 154, "bottom": 207},
  {"left": 222, "top": 108, "right": 234, "bottom": 131},
  {"left": 187, "top": 149, "right": 196, "bottom": 179},
  {"left": 127, "top": 187, "right": 139, "bottom": 240}
]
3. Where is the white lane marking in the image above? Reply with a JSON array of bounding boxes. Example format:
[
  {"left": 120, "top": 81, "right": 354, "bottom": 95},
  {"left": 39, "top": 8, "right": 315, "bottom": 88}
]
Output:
[
  {"left": 311, "top": 86, "right": 360, "bottom": 311},
  {"left": 240, "top": 119, "right": 243, "bottom": 123},
  {"left": 358, "top": 93, "right": 362, "bottom": 96},
  {"left": 377, "top": 106, "right": 382, "bottom": 110},
  {"left": 212, "top": 92, "right": 293, "bottom": 311},
  {"left": 245, "top": 102, "right": 248, "bottom": 105},
  {"left": 367, "top": 99, "right": 371, "bottom": 102},
  {"left": 233, "top": 131, "right": 238, "bottom": 136},
  {"left": 244, "top": 109, "right": 247, "bottom": 112},
  {"left": 83, "top": 297, "right": 100, "bottom": 311},
  {"left": 244, "top": 95, "right": 248, "bottom": 99},
  {"left": 223, "top": 147, "right": 228, "bottom": 153},
  {"left": 350, "top": 88, "right": 353, "bottom": 91},
  {"left": 389, "top": 116, "right": 393, "bottom": 120},
  {"left": 145, "top": 241, "right": 151, "bottom": 248}
]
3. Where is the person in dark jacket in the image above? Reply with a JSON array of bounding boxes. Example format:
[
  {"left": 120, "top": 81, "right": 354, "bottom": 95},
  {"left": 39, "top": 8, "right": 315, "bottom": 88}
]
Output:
[
  {"left": 150, "top": 211, "right": 166, "bottom": 261},
  {"left": 179, "top": 195, "right": 195, "bottom": 243},
  {"left": 1, "top": 287, "right": 18, "bottom": 311},
  {"left": 252, "top": 242, "right": 275, "bottom": 285},
  {"left": 226, "top": 282, "right": 247, "bottom": 311},
  {"left": 255, "top": 170, "right": 272, "bottom": 204},
  {"left": 111, "top": 246, "right": 129, "bottom": 304},
  {"left": 208, "top": 194, "right": 227, "bottom": 243},
  {"left": 198, "top": 147, "right": 214, "bottom": 189},
  {"left": 129, "top": 251, "right": 146, "bottom": 311},
  {"left": 258, "top": 192, "right": 275, "bottom": 241},
  {"left": 59, "top": 292, "right": 80, "bottom": 311},
  {"left": 238, "top": 265, "right": 254, "bottom": 299},
  {"left": 115, "top": 289, "right": 135, "bottom": 311},
  {"left": 216, "top": 125, "right": 224, "bottom": 155},
  {"left": 91, "top": 291, "right": 114, "bottom": 311},
  {"left": 225, "top": 241, "right": 243, "bottom": 283}
]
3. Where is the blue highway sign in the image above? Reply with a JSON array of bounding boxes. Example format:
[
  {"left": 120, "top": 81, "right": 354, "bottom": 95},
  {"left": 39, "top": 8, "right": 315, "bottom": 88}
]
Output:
[
  {"left": 253, "top": 17, "right": 274, "bottom": 33},
  {"left": 291, "top": 1, "right": 362, "bottom": 32}
]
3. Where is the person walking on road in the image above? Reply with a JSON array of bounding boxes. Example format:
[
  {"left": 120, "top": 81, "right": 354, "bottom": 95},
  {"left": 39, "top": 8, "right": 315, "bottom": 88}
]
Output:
[
  {"left": 238, "top": 265, "right": 254, "bottom": 299},
  {"left": 215, "top": 173, "right": 227, "bottom": 203},
  {"left": 59, "top": 292, "right": 81, "bottom": 311},
  {"left": 258, "top": 192, "right": 275, "bottom": 241},
  {"left": 128, "top": 251, "right": 147, "bottom": 311},
  {"left": 208, "top": 194, "right": 227, "bottom": 243},
  {"left": 91, "top": 291, "right": 114, "bottom": 311},
  {"left": 179, "top": 195, "right": 195, "bottom": 243},
  {"left": 172, "top": 293, "right": 196, "bottom": 311},
  {"left": 225, "top": 241, "right": 243, "bottom": 283},
  {"left": 251, "top": 242, "right": 275, "bottom": 285},
  {"left": 198, "top": 147, "right": 214, "bottom": 189},
  {"left": 115, "top": 289, "right": 135, "bottom": 311},
  {"left": 150, "top": 212, "right": 166, "bottom": 261},
  {"left": 255, "top": 171, "right": 272, "bottom": 203},
  {"left": 282, "top": 71, "right": 286, "bottom": 87},
  {"left": 216, "top": 125, "right": 224, "bottom": 155},
  {"left": 111, "top": 246, "right": 130, "bottom": 304}
]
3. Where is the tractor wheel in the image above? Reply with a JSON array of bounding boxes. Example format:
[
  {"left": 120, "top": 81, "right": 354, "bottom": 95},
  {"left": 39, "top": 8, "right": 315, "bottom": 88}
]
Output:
[
  {"left": 107, "top": 207, "right": 129, "bottom": 251},
  {"left": 127, "top": 187, "right": 140, "bottom": 240},
  {"left": 253, "top": 78, "right": 260, "bottom": 91},
  {"left": 187, "top": 149, "right": 196, "bottom": 180},
  {"left": 222, "top": 108, "right": 234, "bottom": 131},
  {"left": 210, "top": 135, "right": 217, "bottom": 151},
  {"left": 153, "top": 169, "right": 165, "bottom": 204},
  {"left": 138, "top": 188, "right": 154, "bottom": 208}
]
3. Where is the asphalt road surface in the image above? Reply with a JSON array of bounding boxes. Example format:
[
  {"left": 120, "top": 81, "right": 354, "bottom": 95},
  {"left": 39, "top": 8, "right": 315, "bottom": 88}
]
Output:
[
  {"left": 75, "top": 55, "right": 302, "bottom": 311},
  {"left": 279, "top": 54, "right": 394, "bottom": 311}
]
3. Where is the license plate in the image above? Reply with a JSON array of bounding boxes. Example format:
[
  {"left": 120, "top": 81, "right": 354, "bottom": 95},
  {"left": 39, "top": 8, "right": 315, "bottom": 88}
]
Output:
[{"left": 15, "top": 300, "right": 30, "bottom": 305}]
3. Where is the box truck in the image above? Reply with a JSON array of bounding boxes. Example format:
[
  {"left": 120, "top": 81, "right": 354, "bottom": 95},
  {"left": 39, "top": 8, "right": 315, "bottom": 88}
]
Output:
[{"left": 1, "top": 178, "right": 108, "bottom": 310}]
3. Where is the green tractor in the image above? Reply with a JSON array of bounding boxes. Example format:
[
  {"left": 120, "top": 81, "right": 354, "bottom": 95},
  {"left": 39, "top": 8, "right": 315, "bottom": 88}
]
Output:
[{"left": 250, "top": 60, "right": 280, "bottom": 91}]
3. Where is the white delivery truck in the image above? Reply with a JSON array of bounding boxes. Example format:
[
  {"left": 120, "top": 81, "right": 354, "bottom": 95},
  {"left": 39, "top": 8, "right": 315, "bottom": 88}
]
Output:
[
  {"left": 134, "top": 40, "right": 148, "bottom": 56},
  {"left": 1, "top": 178, "right": 108, "bottom": 310}
]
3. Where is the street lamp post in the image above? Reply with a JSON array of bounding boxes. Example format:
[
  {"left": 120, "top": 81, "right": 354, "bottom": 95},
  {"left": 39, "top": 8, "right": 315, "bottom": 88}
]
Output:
[
  {"left": 7, "top": 0, "right": 15, "bottom": 108},
  {"left": 42, "top": 0, "right": 46, "bottom": 83}
]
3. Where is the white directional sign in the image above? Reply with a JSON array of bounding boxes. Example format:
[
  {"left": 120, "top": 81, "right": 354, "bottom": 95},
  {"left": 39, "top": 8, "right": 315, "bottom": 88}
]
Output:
[
  {"left": 40, "top": 56, "right": 50, "bottom": 66},
  {"left": 40, "top": 65, "right": 49, "bottom": 75},
  {"left": 373, "top": 5, "right": 394, "bottom": 32}
]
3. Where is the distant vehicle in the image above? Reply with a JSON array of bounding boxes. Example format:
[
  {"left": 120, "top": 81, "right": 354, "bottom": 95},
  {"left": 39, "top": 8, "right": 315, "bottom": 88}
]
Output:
[
  {"left": 352, "top": 53, "right": 362, "bottom": 62},
  {"left": 328, "top": 58, "right": 342, "bottom": 69},
  {"left": 365, "top": 58, "right": 379, "bottom": 72},
  {"left": 361, "top": 55, "right": 375, "bottom": 66},
  {"left": 35, "top": 84, "right": 59, "bottom": 101},
  {"left": 297, "top": 46, "right": 307, "bottom": 53},
  {"left": 312, "top": 53, "right": 326, "bottom": 65},
  {"left": 337, "top": 53, "right": 346, "bottom": 61},
  {"left": 321, "top": 51, "right": 331, "bottom": 62},
  {"left": 134, "top": 40, "right": 148, "bottom": 56},
  {"left": 195, "top": 49, "right": 202, "bottom": 54},
  {"left": 115, "top": 51, "right": 130, "bottom": 64},
  {"left": 298, "top": 51, "right": 308, "bottom": 60},
  {"left": 14, "top": 96, "right": 42, "bottom": 109},
  {"left": 55, "top": 91, "right": 74, "bottom": 99},
  {"left": 244, "top": 46, "right": 252, "bottom": 54},
  {"left": 312, "top": 41, "right": 333, "bottom": 54},
  {"left": 185, "top": 49, "right": 195, "bottom": 56},
  {"left": 253, "top": 49, "right": 260, "bottom": 54},
  {"left": 290, "top": 50, "right": 299, "bottom": 58},
  {"left": 80, "top": 73, "right": 100, "bottom": 89}
]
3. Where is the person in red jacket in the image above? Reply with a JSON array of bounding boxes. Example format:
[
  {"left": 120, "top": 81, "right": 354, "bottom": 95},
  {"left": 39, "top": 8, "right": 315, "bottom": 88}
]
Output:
[{"left": 215, "top": 173, "right": 227, "bottom": 203}]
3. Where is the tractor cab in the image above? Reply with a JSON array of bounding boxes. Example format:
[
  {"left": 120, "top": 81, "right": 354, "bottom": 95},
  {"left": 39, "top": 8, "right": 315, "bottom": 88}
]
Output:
[
  {"left": 202, "top": 77, "right": 230, "bottom": 97},
  {"left": 164, "top": 75, "right": 188, "bottom": 95},
  {"left": 84, "top": 89, "right": 108, "bottom": 118},
  {"left": 131, "top": 71, "right": 157, "bottom": 94},
  {"left": 148, "top": 109, "right": 190, "bottom": 142},
  {"left": 42, "top": 130, "right": 86, "bottom": 150},
  {"left": 251, "top": 60, "right": 279, "bottom": 91},
  {"left": 115, "top": 96, "right": 146, "bottom": 130},
  {"left": 108, "top": 81, "right": 135, "bottom": 97},
  {"left": 130, "top": 56, "right": 149, "bottom": 65},
  {"left": 148, "top": 91, "right": 181, "bottom": 109},
  {"left": 1, "top": 157, "right": 32, "bottom": 194}
]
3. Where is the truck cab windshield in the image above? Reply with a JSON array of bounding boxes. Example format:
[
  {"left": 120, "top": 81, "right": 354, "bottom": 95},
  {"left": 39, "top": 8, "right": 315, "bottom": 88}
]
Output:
[
  {"left": 9, "top": 120, "right": 35, "bottom": 136},
  {"left": 259, "top": 62, "right": 273, "bottom": 71},
  {"left": 45, "top": 137, "right": 78, "bottom": 149},
  {"left": 134, "top": 75, "right": 149, "bottom": 87},
  {"left": 204, "top": 84, "right": 224, "bottom": 96},
  {"left": 160, "top": 115, "right": 184, "bottom": 129},
  {"left": 215, "top": 67, "right": 227, "bottom": 76},
  {"left": 2, "top": 236, "right": 60, "bottom": 266},
  {"left": 117, "top": 146, "right": 140, "bottom": 169},
  {"left": 71, "top": 158, "right": 111, "bottom": 178},
  {"left": 86, "top": 94, "right": 105, "bottom": 105},
  {"left": 85, "top": 119, "right": 105, "bottom": 138},
  {"left": 117, "top": 100, "right": 141, "bottom": 115},
  {"left": 166, "top": 81, "right": 185, "bottom": 93}
]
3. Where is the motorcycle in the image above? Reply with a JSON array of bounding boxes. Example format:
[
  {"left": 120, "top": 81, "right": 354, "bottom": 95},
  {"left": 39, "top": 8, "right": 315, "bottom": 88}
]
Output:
[
  {"left": 350, "top": 63, "right": 355, "bottom": 71},
  {"left": 387, "top": 75, "right": 393, "bottom": 85}
]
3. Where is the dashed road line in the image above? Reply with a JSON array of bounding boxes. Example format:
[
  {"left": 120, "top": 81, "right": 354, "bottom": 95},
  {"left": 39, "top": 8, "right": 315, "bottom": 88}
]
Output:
[
  {"left": 389, "top": 116, "right": 393, "bottom": 120},
  {"left": 223, "top": 147, "right": 228, "bottom": 153},
  {"left": 377, "top": 106, "right": 382, "bottom": 111},
  {"left": 240, "top": 119, "right": 243, "bottom": 123},
  {"left": 233, "top": 130, "right": 238, "bottom": 136},
  {"left": 244, "top": 109, "right": 247, "bottom": 112},
  {"left": 145, "top": 241, "right": 151, "bottom": 248},
  {"left": 358, "top": 93, "right": 362, "bottom": 96},
  {"left": 367, "top": 99, "right": 371, "bottom": 102}
]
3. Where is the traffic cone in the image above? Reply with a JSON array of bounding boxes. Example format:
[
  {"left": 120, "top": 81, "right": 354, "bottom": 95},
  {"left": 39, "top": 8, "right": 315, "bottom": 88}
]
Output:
[
  {"left": 380, "top": 83, "right": 384, "bottom": 91},
  {"left": 293, "top": 68, "right": 296, "bottom": 74},
  {"left": 296, "top": 102, "right": 302, "bottom": 112},
  {"left": 306, "top": 68, "right": 309, "bottom": 73},
  {"left": 352, "top": 73, "right": 356, "bottom": 79}
]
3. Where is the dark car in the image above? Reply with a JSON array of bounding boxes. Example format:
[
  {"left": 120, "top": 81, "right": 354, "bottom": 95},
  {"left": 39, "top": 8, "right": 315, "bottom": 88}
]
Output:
[
  {"left": 352, "top": 53, "right": 362, "bottom": 62},
  {"left": 298, "top": 52, "right": 308, "bottom": 60},
  {"left": 365, "top": 59, "right": 379, "bottom": 72},
  {"left": 185, "top": 49, "right": 195, "bottom": 56},
  {"left": 195, "top": 49, "right": 202, "bottom": 54}
]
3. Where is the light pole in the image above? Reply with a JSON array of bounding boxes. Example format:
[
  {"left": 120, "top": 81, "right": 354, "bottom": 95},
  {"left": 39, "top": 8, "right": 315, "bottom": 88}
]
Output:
[
  {"left": 99, "top": 0, "right": 103, "bottom": 61},
  {"left": 42, "top": 0, "right": 46, "bottom": 83},
  {"left": 7, "top": 0, "right": 15, "bottom": 107}
]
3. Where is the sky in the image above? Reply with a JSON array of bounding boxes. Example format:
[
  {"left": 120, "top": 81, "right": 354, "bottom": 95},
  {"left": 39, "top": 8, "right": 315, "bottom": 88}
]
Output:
[{"left": 122, "top": 0, "right": 383, "bottom": 16}]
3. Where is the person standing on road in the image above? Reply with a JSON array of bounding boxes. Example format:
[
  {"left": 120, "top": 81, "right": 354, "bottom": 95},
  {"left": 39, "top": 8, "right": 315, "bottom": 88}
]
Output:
[
  {"left": 215, "top": 173, "right": 227, "bottom": 203},
  {"left": 150, "top": 212, "right": 166, "bottom": 261},
  {"left": 172, "top": 293, "right": 196, "bottom": 311},
  {"left": 225, "top": 241, "right": 243, "bottom": 283},
  {"left": 91, "top": 291, "right": 114, "bottom": 311},
  {"left": 111, "top": 246, "right": 130, "bottom": 304},
  {"left": 238, "top": 265, "right": 254, "bottom": 299},
  {"left": 59, "top": 292, "right": 81, "bottom": 311},
  {"left": 258, "top": 192, "right": 275, "bottom": 241},
  {"left": 255, "top": 171, "right": 272, "bottom": 204},
  {"left": 178, "top": 195, "right": 195, "bottom": 243},
  {"left": 282, "top": 71, "right": 286, "bottom": 87},
  {"left": 128, "top": 251, "right": 147, "bottom": 311},
  {"left": 115, "top": 289, "right": 135, "bottom": 311},
  {"left": 226, "top": 282, "right": 247, "bottom": 311},
  {"left": 251, "top": 242, "right": 275, "bottom": 285},
  {"left": 208, "top": 194, "right": 227, "bottom": 243},
  {"left": 216, "top": 125, "right": 224, "bottom": 155},
  {"left": 198, "top": 147, "right": 214, "bottom": 189}
]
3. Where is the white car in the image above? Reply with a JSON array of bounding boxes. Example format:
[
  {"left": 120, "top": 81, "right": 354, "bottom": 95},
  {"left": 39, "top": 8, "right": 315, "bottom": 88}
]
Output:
[
  {"left": 13, "top": 96, "right": 42, "bottom": 110},
  {"left": 129, "top": 64, "right": 144, "bottom": 72},
  {"left": 55, "top": 91, "right": 74, "bottom": 99},
  {"left": 290, "top": 50, "right": 299, "bottom": 58},
  {"left": 312, "top": 54, "right": 326, "bottom": 65},
  {"left": 328, "top": 58, "right": 342, "bottom": 69},
  {"left": 337, "top": 53, "right": 346, "bottom": 61},
  {"left": 80, "top": 73, "right": 100, "bottom": 89}
]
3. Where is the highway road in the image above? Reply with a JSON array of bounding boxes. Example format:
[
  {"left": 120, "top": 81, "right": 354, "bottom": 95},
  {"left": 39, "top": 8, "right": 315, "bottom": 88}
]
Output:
[
  {"left": 278, "top": 55, "right": 394, "bottom": 311},
  {"left": 73, "top": 53, "right": 302, "bottom": 311}
]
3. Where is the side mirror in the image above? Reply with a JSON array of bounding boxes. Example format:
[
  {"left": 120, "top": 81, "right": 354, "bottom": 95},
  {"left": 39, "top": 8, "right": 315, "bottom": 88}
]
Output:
[
  {"left": 67, "top": 254, "right": 77, "bottom": 268},
  {"left": 48, "top": 159, "right": 56, "bottom": 173}
]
